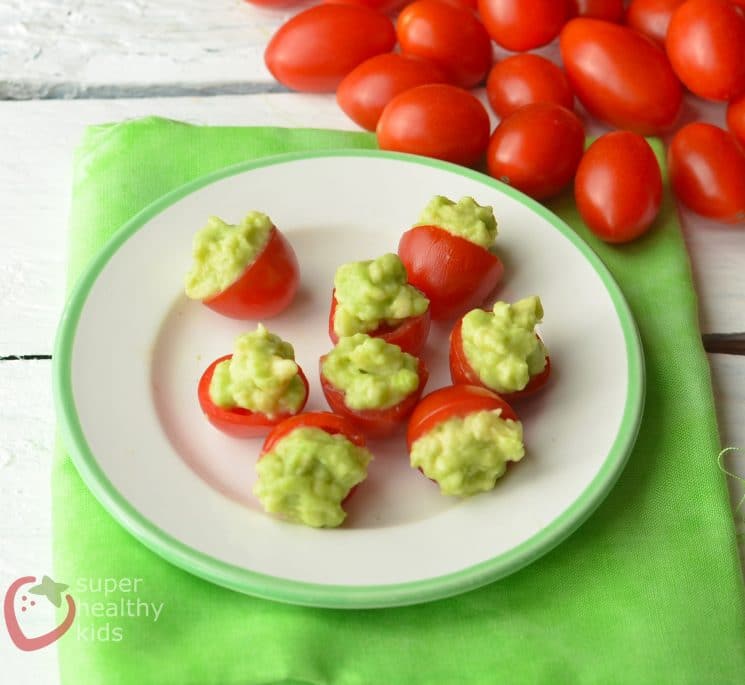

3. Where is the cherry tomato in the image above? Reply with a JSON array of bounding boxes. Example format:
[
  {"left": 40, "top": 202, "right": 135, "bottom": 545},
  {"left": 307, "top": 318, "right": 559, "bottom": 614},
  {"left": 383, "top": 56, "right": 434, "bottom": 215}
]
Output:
[
  {"left": 625, "top": 0, "right": 685, "bottom": 46},
  {"left": 726, "top": 94, "right": 745, "bottom": 147},
  {"left": 198, "top": 355, "right": 310, "bottom": 438},
  {"left": 377, "top": 84, "right": 490, "bottom": 167},
  {"left": 449, "top": 318, "right": 551, "bottom": 400},
  {"left": 486, "top": 102, "right": 585, "bottom": 200},
  {"left": 396, "top": 0, "right": 492, "bottom": 89},
  {"left": 407, "top": 384, "right": 518, "bottom": 451},
  {"left": 261, "top": 412, "right": 366, "bottom": 456},
  {"left": 328, "top": 291, "right": 431, "bottom": 356},
  {"left": 668, "top": 123, "right": 745, "bottom": 223},
  {"left": 398, "top": 226, "right": 504, "bottom": 321},
  {"left": 264, "top": 5, "right": 396, "bottom": 93},
  {"left": 323, "top": 0, "right": 407, "bottom": 13},
  {"left": 574, "top": 131, "right": 662, "bottom": 243},
  {"left": 477, "top": 0, "right": 570, "bottom": 51},
  {"left": 204, "top": 226, "right": 299, "bottom": 320},
  {"left": 560, "top": 18, "right": 682, "bottom": 135},
  {"left": 666, "top": 0, "right": 745, "bottom": 102},
  {"left": 486, "top": 54, "right": 574, "bottom": 119},
  {"left": 336, "top": 54, "right": 447, "bottom": 131},
  {"left": 319, "top": 357, "right": 429, "bottom": 438},
  {"left": 568, "top": 0, "right": 624, "bottom": 21}
]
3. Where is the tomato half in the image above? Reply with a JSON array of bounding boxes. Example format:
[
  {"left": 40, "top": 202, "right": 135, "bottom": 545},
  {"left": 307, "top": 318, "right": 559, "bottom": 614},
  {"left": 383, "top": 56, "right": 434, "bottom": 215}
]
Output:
[
  {"left": 727, "top": 94, "right": 745, "bottom": 147},
  {"left": 486, "top": 102, "right": 585, "bottom": 200},
  {"left": 668, "top": 123, "right": 745, "bottom": 223},
  {"left": 198, "top": 355, "right": 310, "bottom": 438},
  {"left": 264, "top": 5, "right": 396, "bottom": 93},
  {"left": 560, "top": 18, "right": 682, "bottom": 135},
  {"left": 260, "top": 411, "right": 367, "bottom": 457},
  {"left": 665, "top": 0, "right": 745, "bottom": 102},
  {"left": 396, "top": 0, "right": 492, "bottom": 89},
  {"left": 449, "top": 318, "right": 551, "bottom": 401},
  {"left": 398, "top": 225, "right": 504, "bottom": 321},
  {"left": 336, "top": 54, "right": 447, "bottom": 131},
  {"left": 328, "top": 291, "right": 431, "bottom": 356},
  {"left": 203, "top": 226, "right": 299, "bottom": 320},
  {"left": 486, "top": 54, "right": 574, "bottom": 119},
  {"left": 574, "top": 131, "right": 662, "bottom": 243},
  {"left": 477, "top": 0, "right": 569, "bottom": 51},
  {"left": 377, "top": 84, "right": 490, "bottom": 167},
  {"left": 625, "top": 0, "right": 686, "bottom": 46},
  {"left": 568, "top": 0, "right": 624, "bottom": 21},
  {"left": 407, "top": 384, "right": 518, "bottom": 451},
  {"left": 319, "top": 357, "right": 429, "bottom": 438}
]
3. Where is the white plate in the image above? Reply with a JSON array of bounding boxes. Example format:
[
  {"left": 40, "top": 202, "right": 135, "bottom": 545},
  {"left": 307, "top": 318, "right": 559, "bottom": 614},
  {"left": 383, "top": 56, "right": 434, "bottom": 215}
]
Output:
[{"left": 54, "top": 151, "right": 644, "bottom": 608}]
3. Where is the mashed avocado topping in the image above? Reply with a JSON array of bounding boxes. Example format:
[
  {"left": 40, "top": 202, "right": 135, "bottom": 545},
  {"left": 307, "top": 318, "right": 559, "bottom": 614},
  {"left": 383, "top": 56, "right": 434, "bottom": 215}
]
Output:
[
  {"left": 416, "top": 195, "right": 498, "bottom": 249},
  {"left": 333, "top": 253, "right": 429, "bottom": 337},
  {"left": 209, "top": 324, "right": 305, "bottom": 417},
  {"left": 185, "top": 212, "right": 273, "bottom": 300},
  {"left": 410, "top": 410, "right": 524, "bottom": 497},
  {"left": 254, "top": 427, "right": 372, "bottom": 528},
  {"left": 322, "top": 334, "right": 420, "bottom": 411},
  {"left": 461, "top": 296, "right": 548, "bottom": 394}
]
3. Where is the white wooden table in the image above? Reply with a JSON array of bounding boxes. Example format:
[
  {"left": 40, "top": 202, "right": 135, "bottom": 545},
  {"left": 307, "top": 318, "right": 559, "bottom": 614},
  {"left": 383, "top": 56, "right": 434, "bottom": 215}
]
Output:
[{"left": 1, "top": 2, "right": 743, "bottom": 682}]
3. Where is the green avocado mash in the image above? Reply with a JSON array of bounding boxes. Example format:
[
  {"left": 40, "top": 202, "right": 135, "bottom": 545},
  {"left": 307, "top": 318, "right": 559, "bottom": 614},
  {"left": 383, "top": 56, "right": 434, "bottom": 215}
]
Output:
[
  {"left": 185, "top": 212, "right": 272, "bottom": 300},
  {"left": 333, "top": 253, "right": 429, "bottom": 338},
  {"left": 416, "top": 195, "right": 498, "bottom": 249},
  {"left": 321, "top": 334, "right": 420, "bottom": 411},
  {"left": 209, "top": 324, "right": 305, "bottom": 418},
  {"left": 254, "top": 426, "right": 372, "bottom": 528},
  {"left": 410, "top": 409, "right": 524, "bottom": 497},
  {"left": 461, "top": 296, "right": 548, "bottom": 394}
]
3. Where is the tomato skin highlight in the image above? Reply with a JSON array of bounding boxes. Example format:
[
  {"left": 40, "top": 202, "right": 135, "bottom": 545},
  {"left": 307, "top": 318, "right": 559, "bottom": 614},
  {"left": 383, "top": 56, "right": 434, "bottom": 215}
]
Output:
[
  {"left": 727, "top": 94, "right": 745, "bottom": 148},
  {"left": 560, "top": 18, "right": 682, "bottom": 135},
  {"left": 377, "top": 84, "right": 490, "bottom": 167},
  {"left": 264, "top": 5, "right": 396, "bottom": 93},
  {"left": 396, "top": 0, "right": 493, "bottom": 89},
  {"left": 486, "top": 102, "right": 585, "bottom": 201},
  {"left": 198, "top": 355, "right": 310, "bottom": 438},
  {"left": 568, "top": 0, "right": 624, "bottom": 21},
  {"left": 486, "top": 54, "right": 574, "bottom": 119},
  {"left": 324, "top": 0, "right": 407, "bottom": 13},
  {"left": 398, "top": 225, "right": 504, "bottom": 321},
  {"left": 665, "top": 0, "right": 745, "bottom": 102},
  {"left": 477, "top": 0, "right": 570, "bottom": 51},
  {"left": 625, "top": 0, "right": 685, "bottom": 46},
  {"left": 574, "top": 131, "right": 662, "bottom": 243},
  {"left": 336, "top": 54, "right": 447, "bottom": 131},
  {"left": 668, "top": 123, "right": 745, "bottom": 224}
]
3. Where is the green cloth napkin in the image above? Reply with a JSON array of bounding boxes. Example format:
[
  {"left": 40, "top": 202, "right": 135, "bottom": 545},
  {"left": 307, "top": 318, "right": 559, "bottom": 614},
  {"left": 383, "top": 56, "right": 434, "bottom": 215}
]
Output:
[{"left": 54, "top": 117, "right": 745, "bottom": 684}]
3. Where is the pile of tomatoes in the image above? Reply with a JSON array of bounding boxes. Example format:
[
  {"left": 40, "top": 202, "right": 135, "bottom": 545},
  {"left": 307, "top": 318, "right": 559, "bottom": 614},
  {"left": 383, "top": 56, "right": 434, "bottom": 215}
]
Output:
[{"left": 254, "top": 0, "right": 745, "bottom": 241}]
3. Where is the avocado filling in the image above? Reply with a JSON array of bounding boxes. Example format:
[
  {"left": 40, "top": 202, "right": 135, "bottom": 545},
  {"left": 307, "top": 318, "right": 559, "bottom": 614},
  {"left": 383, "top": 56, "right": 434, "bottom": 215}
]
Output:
[
  {"left": 410, "top": 410, "right": 524, "bottom": 497},
  {"left": 185, "top": 212, "right": 273, "bottom": 300},
  {"left": 209, "top": 324, "right": 305, "bottom": 418},
  {"left": 416, "top": 195, "right": 498, "bottom": 249},
  {"left": 321, "top": 334, "right": 420, "bottom": 411},
  {"left": 254, "top": 427, "right": 372, "bottom": 528},
  {"left": 333, "top": 253, "right": 429, "bottom": 338},
  {"left": 461, "top": 296, "right": 548, "bottom": 394}
]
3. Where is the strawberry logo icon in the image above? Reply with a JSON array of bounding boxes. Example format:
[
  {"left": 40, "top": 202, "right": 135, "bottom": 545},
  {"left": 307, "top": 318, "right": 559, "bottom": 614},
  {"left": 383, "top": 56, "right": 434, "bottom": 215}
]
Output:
[{"left": 4, "top": 575, "right": 76, "bottom": 651}]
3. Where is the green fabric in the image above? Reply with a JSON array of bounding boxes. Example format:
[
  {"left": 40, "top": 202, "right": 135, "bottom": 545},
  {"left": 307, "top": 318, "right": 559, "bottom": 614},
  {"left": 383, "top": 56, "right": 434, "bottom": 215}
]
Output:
[{"left": 54, "top": 117, "right": 745, "bottom": 684}]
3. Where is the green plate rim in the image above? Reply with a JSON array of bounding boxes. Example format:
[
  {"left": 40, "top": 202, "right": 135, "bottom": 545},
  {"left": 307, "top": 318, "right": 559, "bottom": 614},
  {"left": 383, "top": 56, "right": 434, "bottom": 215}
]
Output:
[{"left": 53, "top": 149, "right": 645, "bottom": 609}]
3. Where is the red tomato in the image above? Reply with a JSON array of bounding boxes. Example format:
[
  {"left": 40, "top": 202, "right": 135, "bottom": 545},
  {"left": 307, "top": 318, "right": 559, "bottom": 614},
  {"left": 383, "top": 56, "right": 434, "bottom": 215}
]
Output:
[
  {"left": 323, "top": 0, "right": 407, "bottom": 13},
  {"left": 449, "top": 318, "right": 551, "bottom": 400},
  {"left": 336, "top": 54, "right": 447, "bottom": 131},
  {"left": 407, "top": 384, "right": 518, "bottom": 451},
  {"left": 625, "top": 0, "right": 686, "bottom": 46},
  {"left": 204, "top": 226, "right": 299, "bottom": 320},
  {"left": 568, "top": 0, "right": 624, "bottom": 21},
  {"left": 486, "top": 54, "right": 574, "bottom": 119},
  {"left": 398, "top": 226, "right": 504, "bottom": 321},
  {"left": 261, "top": 412, "right": 366, "bottom": 456},
  {"left": 396, "top": 0, "right": 492, "bottom": 89},
  {"left": 319, "top": 357, "right": 429, "bottom": 438},
  {"left": 574, "top": 131, "right": 662, "bottom": 243},
  {"left": 198, "top": 355, "right": 310, "bottom": 438},
  {"left": 264, "top": 5, "right": 396, "bottom": 93},
  {"left": 666, "top": 0, "right": 745, "bottom": 102},
  {"left": 486, "top": 102, "right": 585, "bottom": 200},
  {"left": 377, "top": 84, "right": 490, "bottom": 167},
  {"left": 668, "top": 123, "right": 745, "bottom": 223},
  {"left": 328, "top": 291, "right": 431, "bottom": 356},
  {"left": 727, "top": 94, "right": 745, "bottom": 147},
  {"left": 560, "top": 18, "right": 682, "bottom": 134},
  {"left": 477, "top": 0, "right": 569, "bottom": 51}
]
